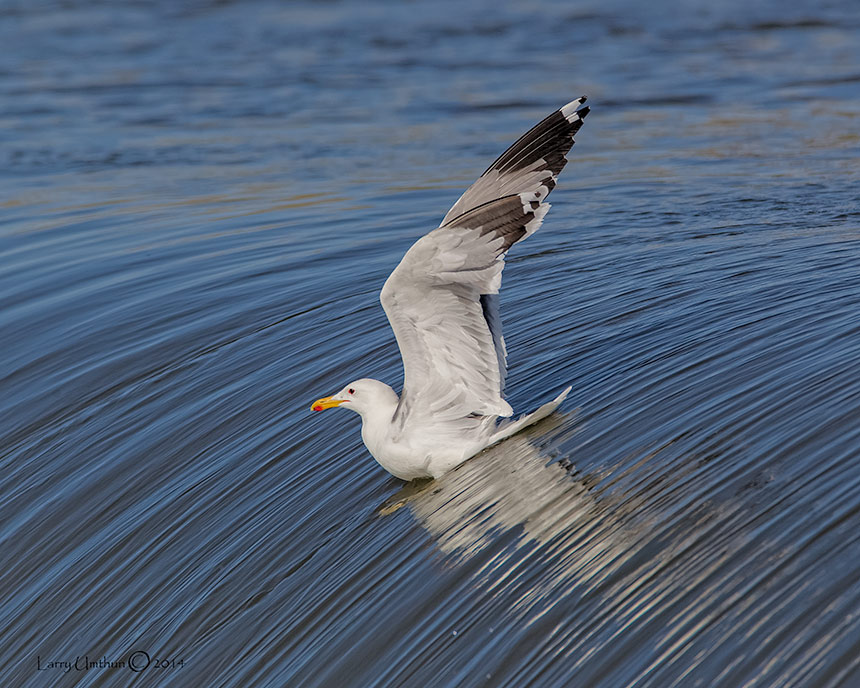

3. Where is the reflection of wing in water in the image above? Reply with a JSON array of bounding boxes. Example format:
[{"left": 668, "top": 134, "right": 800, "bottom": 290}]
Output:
[
  {"left": 378, "top": 413, "right": 644, "bottom": 571},
  {"left": 376, "top": 417, "right": 804, "bottom": 686}
]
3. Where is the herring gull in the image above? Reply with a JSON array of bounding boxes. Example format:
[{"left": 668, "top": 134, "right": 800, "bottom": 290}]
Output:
[{"left": 311, "top": 97, "right": 590, "bottom": 480}]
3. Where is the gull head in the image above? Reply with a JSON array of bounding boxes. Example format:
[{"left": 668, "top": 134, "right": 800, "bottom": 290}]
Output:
[{"left": 310, "top": 378, "right": 398, "bottom": 417}]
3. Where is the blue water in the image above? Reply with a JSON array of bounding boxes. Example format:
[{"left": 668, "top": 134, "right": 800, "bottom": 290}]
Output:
[{"left": 2, "top": 1, "right": 859, "bottom": 686}]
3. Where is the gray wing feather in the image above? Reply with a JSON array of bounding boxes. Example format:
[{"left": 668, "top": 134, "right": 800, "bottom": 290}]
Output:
[{"left": 480, "top": 293, "right": 506, "bottom": 393}]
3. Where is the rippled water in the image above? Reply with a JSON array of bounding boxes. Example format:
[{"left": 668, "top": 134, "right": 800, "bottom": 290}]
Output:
[{"left": 2, "top": 1, "right": 859, "bottom": 686}]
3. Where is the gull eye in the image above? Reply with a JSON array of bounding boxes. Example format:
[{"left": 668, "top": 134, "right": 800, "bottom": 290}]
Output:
[{"left": 348, "top": 388, "right": 355, "bottom": 395}]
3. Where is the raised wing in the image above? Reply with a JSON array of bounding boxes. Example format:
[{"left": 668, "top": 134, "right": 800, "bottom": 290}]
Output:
[{"left": 381, "top": 98, "right": 590, "bottom": 428}]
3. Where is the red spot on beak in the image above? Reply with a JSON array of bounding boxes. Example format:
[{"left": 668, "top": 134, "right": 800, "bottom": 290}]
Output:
[{"left": 312, "top": 404, "right": 323, "bottom": 412}]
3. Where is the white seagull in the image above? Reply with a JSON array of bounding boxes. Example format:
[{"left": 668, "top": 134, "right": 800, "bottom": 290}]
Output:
[{"left": 311, "top": 97, "right": 590, "bottom": 480}]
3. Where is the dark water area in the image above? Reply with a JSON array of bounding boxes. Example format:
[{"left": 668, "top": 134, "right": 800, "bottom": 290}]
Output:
[{"left": 2, "top": 0, "right": 859, "bottom": 686}]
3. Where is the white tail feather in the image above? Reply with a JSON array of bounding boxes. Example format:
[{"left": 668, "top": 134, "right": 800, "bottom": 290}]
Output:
[{"left": 488, "top": 386, "right": 572, "bottom": 445}]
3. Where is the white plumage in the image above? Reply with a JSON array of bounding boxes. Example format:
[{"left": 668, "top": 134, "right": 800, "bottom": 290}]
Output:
[{"left": 311, "top": 97, "right": 590, "bottom": 480}]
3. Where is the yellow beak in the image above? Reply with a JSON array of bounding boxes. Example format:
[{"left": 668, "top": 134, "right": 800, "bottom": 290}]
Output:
[{"left": 310, "top": 395, "right": 345, "bottom": 412}]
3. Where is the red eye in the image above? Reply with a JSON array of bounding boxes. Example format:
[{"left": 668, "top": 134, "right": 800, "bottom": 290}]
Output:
[{"left": 348, "top": 388, "right": 355, "bottom": 395}]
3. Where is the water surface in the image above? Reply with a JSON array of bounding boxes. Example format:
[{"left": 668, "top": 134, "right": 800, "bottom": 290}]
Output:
[{"left": 2, "top": 1, "right": 859, "bottom": 686}]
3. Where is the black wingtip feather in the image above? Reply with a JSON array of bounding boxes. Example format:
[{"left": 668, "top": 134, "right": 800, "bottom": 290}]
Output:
[{"left": 439, "top": 97, "right": 590, "bottom": 227}]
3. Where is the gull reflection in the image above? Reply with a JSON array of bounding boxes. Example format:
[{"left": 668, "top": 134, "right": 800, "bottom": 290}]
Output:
[
  {"left": 379, "top": 414, "right": 640, "bottom": 572},
  {"left": 377, "top": 414, "right": 761, "bottom": 666}
]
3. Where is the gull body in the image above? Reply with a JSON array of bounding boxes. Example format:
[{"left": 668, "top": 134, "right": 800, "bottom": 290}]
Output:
[{"left": 312, "top": 98, "right": 590, "bottom": 480}]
